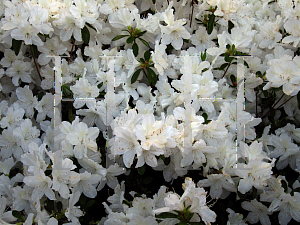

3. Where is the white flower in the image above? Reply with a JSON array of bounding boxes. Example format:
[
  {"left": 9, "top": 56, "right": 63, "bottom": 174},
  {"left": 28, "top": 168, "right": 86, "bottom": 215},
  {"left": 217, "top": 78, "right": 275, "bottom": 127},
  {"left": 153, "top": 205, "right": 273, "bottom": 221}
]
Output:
[
  {"left": 0, "top": 126, "right": 23, "bottom": 160},
  {"left": 226, "top": 208, "right": 247, "bottom": 225},
  {"left": 23, "top": 168, "right": 56, "bottom": 201},
  {"left": 151, "top": 41, "right": 168, "bottom": 75},
  {"left": 35, "top": 93, "right": 54, "bottom": 122},
  {"left": 71, "top": 171, "right": 101, "bottom": 198},
  {"left": 190, "top": 26, "right": 217, "bottom": 52},
  {"left": 16, "top": 86, "right": 38, "bottom": 118},
  {"left": 0, "top": 157, "right": 15, "bottom": 176},
  {"left": 0, "top": 104, "right": 25, "bottom": 129},
  {"left": 70, "top": 77, "right": 99, "bottom": 109},
  {"left": 160, "top": 2, "right": 191, "bottom": 50},
  {"left": 6, "top": 60, "right": 32, "bottom": 86},
  {"left": 282, "top": 19, "right": 300, "bottom": 47},
  {"left": 235, "top": 159, "right": 274, "bottom": 194},
  {"left": 13, "top": 119, "right": 41, "bottom": 152},
  {"left": 65, "top": 191, "right": 83, "bottom": 225},
  {"left": 198, "top": 173, "right": 236, "bottom": 199},
  {"left": 11, "top": 21, "right": 43, "bottom": 46},
  {"left": 241, "top": 199, "right": 271, "bottom": 225},
  {"left": 108, "top": 7, "right": 134, "bottom": 29}
]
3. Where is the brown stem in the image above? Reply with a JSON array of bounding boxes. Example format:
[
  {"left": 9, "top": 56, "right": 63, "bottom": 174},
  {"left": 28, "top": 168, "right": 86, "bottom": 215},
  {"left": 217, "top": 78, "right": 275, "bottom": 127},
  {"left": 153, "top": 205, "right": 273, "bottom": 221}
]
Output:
[
  {"left": 261, "top": 95, "right": 295, "bottom": 120},
  {"left": 190, "top": 5, "right": 194, "bottom": 28},
  {"left": 30, "top": 45, "right": 42, "bottom": 81},
  {"left": 260, "top": 93, "right": 285, "bottom": 119},
  {"left": 221, "top": 61, "right": 232, "bottom": 79},
  {"left": 68, "top": 38, "right": 76, "bottom": 64},
  {"left": 167, "top": 0, "right": 169, "bottom": 5}
]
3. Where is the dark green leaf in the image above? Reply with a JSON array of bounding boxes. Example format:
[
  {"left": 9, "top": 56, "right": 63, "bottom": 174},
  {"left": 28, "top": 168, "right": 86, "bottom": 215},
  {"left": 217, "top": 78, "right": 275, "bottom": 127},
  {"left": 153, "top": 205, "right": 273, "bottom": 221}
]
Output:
[
  {"left": 31, "top": 44, "right": 38, "bottom": 58},
  {"left": 137, "top": 164, "right": 146, "bottom": 175},
  {"left": 144, "top": 50, "right": 151, "bottom": 62},
  {"left": 132, "top": 42, "right": 139, "bottom": 57},
  {"left": 136, "top": 30, "right": 147, "bottom": 37},
  {"left": 156, "top": 212, "right": 178, "bottom": 219},
  {"left": 201, "top": 51, "right": 206, "bottom": 61},
  {"left": 228, "top": 20, "right": 234, "bottom": 34},
  {"left": 126, "top": 36, "right": 135, "bottom": 44},
  {"left": 97, "top": 82, "right": 103, "bottom": 89},
  {"left": 207, "top": 14, "right": 215, "bottom": 35},
  {"left": 147, "top": 68, "right": 157, "bottom": 86},
  {"left": 224, "top": 54, "right": 234, "bottom": 62},
  {"left": 86, "top": 23, "right": 97, "bottom": 32},
  {"left": 38, "top": 92, "right": 45, "bottom": 101},
  {"left": 112, "top": 35, "right": 129, "bottom": 41},
  {"left": 79, "top": 194, "right": 86, "bottom": 206},
  {"left": 57, "top": 201, "right": 63, "bottom": 212},
  {"left": 12, "top": 39, "right": 22, "bottom": 56},
  {"left": 178, "top": 221, "right": 188, "bottom": 225},
  {"left": 85, "top": 200, "right": 95, "bottom": 208},
  {"left": 81, "top": 26, "right": 90, "bottom": 45},
  {"left": 230, "top": 75, "right": 236, "bottom": 84},
  {"left": 183, "top": 39, "right": 189, "bottom": 43},
  {"left": 122, "top": 29, "right": 131, "bottom": 34},
  {"left": 140, "top": 58, "right": 145, "bottom": 63},
  {"left": 281, "top": 180, "right": 288, "bottom": 193},
  {"left": 12, "top": 211, "right": 25, "bottom": 221},
  {"left": 166, "top": 44, "right": 174, "bottom": 54},
  {"left": 195, "top": 18, "right": 201, "bottom": 22},
  {"left": 131, "top": 68, "right": 142, "bottom": 84},
  {"left": 297, "top": 91, "right": 300, "bottom": 109},
  {"left": 138, "top": 37, "right": 150, "bottom": 48}
]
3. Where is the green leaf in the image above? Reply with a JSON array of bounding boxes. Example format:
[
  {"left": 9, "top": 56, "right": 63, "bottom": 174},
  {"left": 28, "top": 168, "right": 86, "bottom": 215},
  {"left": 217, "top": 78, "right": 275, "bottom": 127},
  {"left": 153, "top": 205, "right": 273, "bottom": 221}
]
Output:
[
  {"left": 140, "top": 58, "right": 145, "bottom": 63},
  {"left": 156, "top": 212, "right": 178, "bottom": 219},
  {"left": 230, "top": 75, "right": 236, "bottom": 85},
  {"left": 137, "top": 164, "right": 146, "bottom": 175},
  {"left": 31, "top": 44, "right": 38, "bottom": 58},
  {"left": 38, "top": 92, "right": 45, "bottom": 101},
  {"left": 126, "top": 36, "right": 135, "bottom": 44},
  {"left": 207, "top": 14, "right": 215, "bottom": 35},
  {"left": 297, "top": 91, "right": 300, "bottom": 109},
  {"left": 228, "top": 20, "right": 234, "bottom": 34},
  {"left": 178, "top": 221, "right": 188, "bottom": 225},
  {"left": 79, "top": 194, "right": 86, "bottom": 206},
  {"left": 281, "top": 180, "right": 288, "bottom": 193},
  {"left": 86, "top": 23, "right": 97, "bottom": 32},
  {"left": 85, "top": 200, "right": 95, "bottom": 208},
  {"left": 144, "top": 50, "right": 151, "bottom": 62},
  {"left": 138, "top": 37, "right": 150, "bottom": 48},
  {"left": 201, "top": 51, "right": 206, "bottom": 61},
  {"left": 224, "top": 54, "right": 234, "bottom": 62},
  {"left": 183, "top": 39, "right": 189, "bottom": 43},
  {"left": 112, "top": 35, "right": 129, "bottom": 41},
  {"left": 132, "top": 43, "right": 139, "bottom": 57},
  {"left": 147, "top": 68, "right": 157, "bottom": 86},
  {"left": 131, "top": 68, "right": 142, "bottom": 84},
  {"left": 97, "top": 82, "right": 103, "bottom": 89},
  {"left": 122, "top": 29, "right": 131, "bottom": 34},
  {"left": 136, "top": 30, "right": 147, "bottom": 37},
  {"left": 57, "top": 201, "right": 63, "bottom": 212},
  {"left": 81, "top": 25, "right": 90, "bottom": 45},
  {"left": 12, "top": 211, "right": 25, "bottom": 221},
  {"left": 12, "top": 39, "right": 22, "bottom": 56}
]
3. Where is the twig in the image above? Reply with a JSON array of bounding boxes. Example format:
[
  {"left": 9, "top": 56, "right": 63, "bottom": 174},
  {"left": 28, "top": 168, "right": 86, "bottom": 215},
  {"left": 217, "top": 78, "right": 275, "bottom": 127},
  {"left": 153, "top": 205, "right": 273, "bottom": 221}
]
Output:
[
  {"left": 167, "top": 0, "right": 169, "bottom": 5},
  {"left": 190, "top": 4, "right": 194, "bottom": 28},
  {"left": 261, "top": 95, "right": 295, "bottom": 120},
  {"left": 68, "top": 38, "right": 76, "bottom": 64},
  {"left": 260, "top": 93, "right": 285, "bottom": 119},
  {"left": 30, "top": 45, "right": 42, "bottom": 81},
  {"left": 255, "top": 88, "right": 257, "bottom": 117},
  {"left": 221, "top": 61, "right": 232, "bottom": 79}
]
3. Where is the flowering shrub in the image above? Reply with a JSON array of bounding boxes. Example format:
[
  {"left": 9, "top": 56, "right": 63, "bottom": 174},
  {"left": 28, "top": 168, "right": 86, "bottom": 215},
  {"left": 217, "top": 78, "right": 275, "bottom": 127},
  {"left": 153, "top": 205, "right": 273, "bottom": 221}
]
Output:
[{"left": 0, "top": 0, "right": 300, "bottom": 225}]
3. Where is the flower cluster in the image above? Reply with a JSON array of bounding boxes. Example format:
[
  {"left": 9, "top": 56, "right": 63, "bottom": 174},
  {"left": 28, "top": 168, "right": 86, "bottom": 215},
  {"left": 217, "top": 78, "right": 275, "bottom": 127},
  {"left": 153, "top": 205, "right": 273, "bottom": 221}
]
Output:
[{"left": 0, "top": 0, "right": 300, "bottom": 225}]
